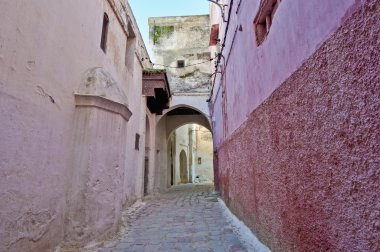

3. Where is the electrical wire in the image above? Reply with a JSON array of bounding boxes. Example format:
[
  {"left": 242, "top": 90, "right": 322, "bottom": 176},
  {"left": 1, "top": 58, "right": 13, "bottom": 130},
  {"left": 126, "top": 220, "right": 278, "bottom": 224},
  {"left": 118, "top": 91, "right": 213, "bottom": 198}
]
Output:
[
  {"left": 153, "top": 58, "right": 216, "bottom": 69},
  {"left": 209, "top": 0, "right": 234, "bottom": 100}
]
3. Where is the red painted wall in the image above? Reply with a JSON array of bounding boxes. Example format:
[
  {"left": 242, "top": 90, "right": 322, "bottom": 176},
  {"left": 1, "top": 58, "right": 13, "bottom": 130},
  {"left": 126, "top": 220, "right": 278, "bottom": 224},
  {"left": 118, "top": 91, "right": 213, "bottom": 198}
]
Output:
[{"left": 215, "top": 1, "right": 380, "bottom": 251}]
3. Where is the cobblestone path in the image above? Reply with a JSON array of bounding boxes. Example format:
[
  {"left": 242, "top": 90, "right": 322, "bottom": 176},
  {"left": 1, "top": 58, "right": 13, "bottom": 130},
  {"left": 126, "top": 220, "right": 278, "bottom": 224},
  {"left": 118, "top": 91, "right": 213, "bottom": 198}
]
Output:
[{"left": 97, "top": 184, "right": 247, "bottom": 252}]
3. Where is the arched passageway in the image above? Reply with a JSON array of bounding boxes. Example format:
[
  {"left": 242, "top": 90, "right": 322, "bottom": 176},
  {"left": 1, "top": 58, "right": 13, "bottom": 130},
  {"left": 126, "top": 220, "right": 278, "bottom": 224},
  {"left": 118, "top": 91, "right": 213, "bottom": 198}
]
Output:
[{"left": 154, "top": 105, "right": 214, "bottom": 192}]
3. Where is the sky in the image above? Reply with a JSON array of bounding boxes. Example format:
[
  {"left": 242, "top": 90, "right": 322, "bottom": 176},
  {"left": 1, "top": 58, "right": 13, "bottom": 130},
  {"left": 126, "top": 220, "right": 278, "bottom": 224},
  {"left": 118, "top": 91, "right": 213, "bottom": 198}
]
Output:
[{"left": 128, "top": 0, "right": 209, "bottom": 54}]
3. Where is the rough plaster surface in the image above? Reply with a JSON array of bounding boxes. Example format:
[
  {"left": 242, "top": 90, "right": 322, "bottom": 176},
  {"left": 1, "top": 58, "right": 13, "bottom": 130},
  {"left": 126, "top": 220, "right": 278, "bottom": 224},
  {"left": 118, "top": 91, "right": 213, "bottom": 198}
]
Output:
[
  {"left": 64, "top": 68, "right": 130, "bottom": 246},
  {"left": 0, "top": 0, "right": 151, "bottom": 251},
  {"left": 216, "top": 1, "right": 380, "bottom": 251},
  {"left": 149, "top": 15, "right": 212, "bottom": 94},
  {"left": 76, "top": 67, "right": 129, "bottom": 106}
]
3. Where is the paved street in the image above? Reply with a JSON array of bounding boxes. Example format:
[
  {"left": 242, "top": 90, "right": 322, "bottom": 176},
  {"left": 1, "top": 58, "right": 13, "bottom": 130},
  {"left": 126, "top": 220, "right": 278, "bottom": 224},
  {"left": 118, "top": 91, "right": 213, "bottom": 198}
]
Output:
[{"left": 97, "top": 184, "right": 247, "bottom": 252}]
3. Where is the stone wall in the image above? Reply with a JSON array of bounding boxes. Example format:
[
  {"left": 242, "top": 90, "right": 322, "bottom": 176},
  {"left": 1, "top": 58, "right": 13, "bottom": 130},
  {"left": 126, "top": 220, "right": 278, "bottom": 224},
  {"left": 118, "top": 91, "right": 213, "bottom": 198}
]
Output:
[
  {"left": 149, "top": 15, "right": 212, "bottom": 94},
  {"left": 194, "top": 125, "right": 214, "bottom": 183}
]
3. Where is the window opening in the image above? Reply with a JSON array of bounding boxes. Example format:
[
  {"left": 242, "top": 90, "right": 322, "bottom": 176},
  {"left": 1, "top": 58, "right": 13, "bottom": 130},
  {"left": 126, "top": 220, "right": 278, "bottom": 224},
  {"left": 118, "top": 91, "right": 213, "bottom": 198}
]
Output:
[
  {"left": 100, "top": 13, "right": 109, "bottom": 52},
  {"left": 135, "top": 133, "right": 140, "bottom": 150},
  {"left": 177, "top": 60, "right": 185, "bottom": 68},
  {"left": 254, "top": 0, "right": 281, "bottom": 46}
]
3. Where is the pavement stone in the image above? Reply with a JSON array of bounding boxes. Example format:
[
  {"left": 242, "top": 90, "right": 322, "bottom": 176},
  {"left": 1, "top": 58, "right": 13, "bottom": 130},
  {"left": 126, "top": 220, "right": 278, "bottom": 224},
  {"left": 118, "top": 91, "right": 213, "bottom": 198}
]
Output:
[{"left": 95, "top": 184, "right": 247, "bottom": 252}]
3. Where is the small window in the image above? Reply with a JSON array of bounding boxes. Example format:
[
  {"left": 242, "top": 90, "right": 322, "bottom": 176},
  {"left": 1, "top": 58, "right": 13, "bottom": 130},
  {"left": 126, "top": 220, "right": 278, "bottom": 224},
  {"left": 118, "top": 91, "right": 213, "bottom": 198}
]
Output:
[
  {"left": 100, "top": 13, "right": 109, "bottom": 52},
  {"left": 254, "top": 0, "right": 281, "bottom": 46},
  {"left": 198, "top": 157, "right": 202, "bottom": 164},
  {"left": 135, "top": 133, "right": 140, "bottom": 150},
  {"left": 177, "top": 60, "right": 185, "bottom": 68}
]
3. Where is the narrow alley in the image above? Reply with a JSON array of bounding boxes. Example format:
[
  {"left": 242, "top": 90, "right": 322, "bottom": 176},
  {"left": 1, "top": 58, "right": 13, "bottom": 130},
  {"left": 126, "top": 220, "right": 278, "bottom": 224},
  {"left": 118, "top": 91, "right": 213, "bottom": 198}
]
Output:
[
  {"left": 0, "top": 0, "right": 379, "bottom": 251},
  {"left": 93, "top": 184, "right": 255, "bottom": 252}
]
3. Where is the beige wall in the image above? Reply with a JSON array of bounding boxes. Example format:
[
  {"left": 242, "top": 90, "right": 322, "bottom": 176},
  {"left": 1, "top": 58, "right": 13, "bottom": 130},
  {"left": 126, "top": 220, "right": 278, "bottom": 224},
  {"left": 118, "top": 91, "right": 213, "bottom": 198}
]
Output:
[
  {"left": 194, "top": 125, "right": 214, "bottom": 183},
  {"left": 148, "top": 15, "right": 212, "bottom": 94},
  {"left": 170, "top": 124, "right": 213, "bottom": 185},
  {"left": 174, "top": 125, "right": 190, "bottom": 184}
]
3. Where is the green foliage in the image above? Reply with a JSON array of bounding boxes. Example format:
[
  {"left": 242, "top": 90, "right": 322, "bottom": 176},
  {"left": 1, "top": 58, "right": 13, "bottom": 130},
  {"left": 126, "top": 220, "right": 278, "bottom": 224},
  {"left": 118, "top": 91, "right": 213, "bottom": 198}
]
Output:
[
  {"left": 179, "top": 71, "right": 196, "bottom": 78},
  {"left": 143, "top": 68, "right": 167, "bottom": 74},
  {"left": 154, "top": 26, "right": 174, "bottom": 44}
]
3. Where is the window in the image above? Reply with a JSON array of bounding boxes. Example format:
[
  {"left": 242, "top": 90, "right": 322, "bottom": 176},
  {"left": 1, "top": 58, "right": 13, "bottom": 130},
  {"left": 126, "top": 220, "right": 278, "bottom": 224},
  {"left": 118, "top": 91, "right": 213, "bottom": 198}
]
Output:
[
  {"left": 135, "top": 133, "right": 140, "bottom": 150},
  {"left": 209, "top": 24, "right": 220, "bottom": 46},
  {"left": 177, "top": 60, "right": 185, "bottom": 68},
  {"left": 254, "top": 0, "right": 281, "bottom": 46},
  {"left": 100, "top": 13, "right": 109, "bottom": 52}
]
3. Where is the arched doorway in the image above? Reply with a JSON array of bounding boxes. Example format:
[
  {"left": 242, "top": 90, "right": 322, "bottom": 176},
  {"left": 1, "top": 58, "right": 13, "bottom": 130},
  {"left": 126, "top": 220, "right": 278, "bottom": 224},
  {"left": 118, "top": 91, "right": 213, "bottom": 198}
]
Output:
[
  {"left": 179, "top": 150, "right": 188, "bottom": 184},
  {"left": 154, "top": 105, "right": 214, "bottom": 191}
]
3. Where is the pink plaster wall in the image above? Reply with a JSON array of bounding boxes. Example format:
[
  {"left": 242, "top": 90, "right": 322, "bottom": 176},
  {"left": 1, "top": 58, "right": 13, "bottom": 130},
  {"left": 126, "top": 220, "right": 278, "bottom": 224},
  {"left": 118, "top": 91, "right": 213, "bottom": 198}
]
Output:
[
  {"left": 210, "top": 0, "right": 366, "bottom": 145},
  {"left": 213, "top": 0, "right": 380, "bottom": 250},
  {"left": 64, "top": 105, "right": 128, "bottom": 246},
  {"left": 0, "top": 0, "right": 150, "bottom": 250}
]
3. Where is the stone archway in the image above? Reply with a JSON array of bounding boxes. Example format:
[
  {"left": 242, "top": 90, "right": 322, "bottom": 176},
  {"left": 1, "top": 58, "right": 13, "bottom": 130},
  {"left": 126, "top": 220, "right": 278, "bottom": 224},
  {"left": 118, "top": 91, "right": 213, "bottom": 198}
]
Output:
[
  {"left": 154, "top": 105, "right": 213, "bottom": 191},
  {"left": 179, "top": 150, "right": 188, "bottom": 184}
]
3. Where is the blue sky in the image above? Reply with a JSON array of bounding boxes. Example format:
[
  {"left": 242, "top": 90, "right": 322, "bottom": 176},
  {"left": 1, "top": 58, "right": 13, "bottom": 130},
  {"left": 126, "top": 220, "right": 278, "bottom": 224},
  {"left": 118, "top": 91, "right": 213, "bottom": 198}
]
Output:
[{"left": 129, "top": 0, "right": 209, "bottom": 53}]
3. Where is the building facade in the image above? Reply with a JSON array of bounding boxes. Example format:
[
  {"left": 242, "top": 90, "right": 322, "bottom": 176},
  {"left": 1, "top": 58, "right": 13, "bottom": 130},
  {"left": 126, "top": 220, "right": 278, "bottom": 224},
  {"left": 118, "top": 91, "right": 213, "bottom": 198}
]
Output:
[
  {"left": 209, "top": 0, "right": 380, "bottom": 251},
  {"left": 0, "top": 1, "right": 168, "bottom": 251}
]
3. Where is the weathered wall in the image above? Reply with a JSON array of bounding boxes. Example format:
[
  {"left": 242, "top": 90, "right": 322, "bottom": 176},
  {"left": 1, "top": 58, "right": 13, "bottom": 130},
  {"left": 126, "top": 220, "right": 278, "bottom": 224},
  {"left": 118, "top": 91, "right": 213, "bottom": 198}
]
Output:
[
  {"left": 0, "top": 0, "right": 151, "bottom": 250},
  {"left": 154, "top": 116, "right": 169, "bottom": 192},
  {"left": 194, "top": 125, "right": 214, "bottom": 183},
  {"left": 170, "top": 124, "right": 213, "bottom": 185},
  {"left": 144, "top": 110, "right": 158, "bottom": 196},
  {"left": 148, "top": 15, "right": 212, "bottom": 94},
  {"left": 215, "top": 1, "right": 380, "bottom": 251},
  {"left": 174, "top": 125, "right": 191, "bottom": 184},
  {"left": 121, "top": 1, "right": 152, "bottom": 206}
]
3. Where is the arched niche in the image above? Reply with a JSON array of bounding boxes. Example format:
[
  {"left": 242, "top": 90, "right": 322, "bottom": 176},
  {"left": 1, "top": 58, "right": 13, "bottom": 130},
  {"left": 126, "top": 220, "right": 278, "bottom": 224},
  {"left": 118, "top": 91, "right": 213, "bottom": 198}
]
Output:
[
  {"left": 74, "top": 67, "right": 132, "bottom": 120},
  {"left": 65, "top": 67, "right": 131, "bottom": 245}
]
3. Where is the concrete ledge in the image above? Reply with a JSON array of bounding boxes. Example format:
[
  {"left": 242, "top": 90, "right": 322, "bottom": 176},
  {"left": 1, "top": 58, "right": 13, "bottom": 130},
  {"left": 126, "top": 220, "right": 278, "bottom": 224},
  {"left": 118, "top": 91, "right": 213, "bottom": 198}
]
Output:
[{"left": 74, "top": 94, "right": 132, "bottom": 121}]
